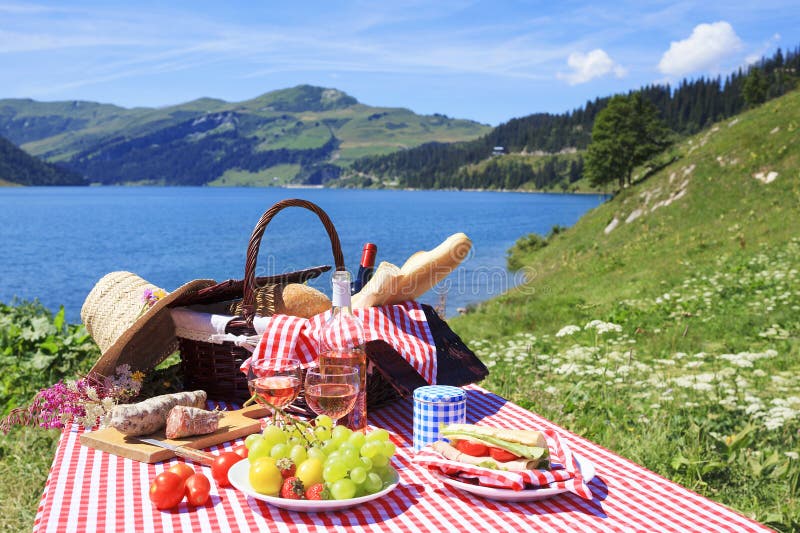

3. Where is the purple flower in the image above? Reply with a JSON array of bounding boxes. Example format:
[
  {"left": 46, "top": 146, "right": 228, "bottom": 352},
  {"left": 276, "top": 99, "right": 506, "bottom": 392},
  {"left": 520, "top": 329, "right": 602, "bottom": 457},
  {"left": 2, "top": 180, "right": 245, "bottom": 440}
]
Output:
[
  {"left": 141, "top": 288, "right": 154, "bottom": 304},
  {"left": 1, "top": 367, "right": 143, "bottom": 433}
]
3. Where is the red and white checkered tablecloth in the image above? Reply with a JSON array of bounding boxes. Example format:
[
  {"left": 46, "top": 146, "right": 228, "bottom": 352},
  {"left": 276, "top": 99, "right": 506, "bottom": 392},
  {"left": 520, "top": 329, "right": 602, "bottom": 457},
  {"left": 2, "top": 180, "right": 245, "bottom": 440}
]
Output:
[{"left": 33, "top": 386, "right": 770, "bottom": 532}]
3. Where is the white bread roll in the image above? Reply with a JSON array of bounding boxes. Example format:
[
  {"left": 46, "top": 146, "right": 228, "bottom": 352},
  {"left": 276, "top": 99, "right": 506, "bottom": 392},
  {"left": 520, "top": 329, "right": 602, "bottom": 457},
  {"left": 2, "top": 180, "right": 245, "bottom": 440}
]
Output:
[{"left": 276, "top": 283, "right": 331, "bottom": 318}]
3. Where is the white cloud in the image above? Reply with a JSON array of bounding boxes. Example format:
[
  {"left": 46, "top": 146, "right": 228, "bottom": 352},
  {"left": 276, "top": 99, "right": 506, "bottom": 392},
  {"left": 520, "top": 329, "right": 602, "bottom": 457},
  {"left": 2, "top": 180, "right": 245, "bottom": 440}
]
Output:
[
  {"left": 745, "top": 32, "right": 782, "bottom": 65},
  {"left": 557, "top": 49, "right": 627, "bottom": 85},
  {"left": 658, "top": 21, "right": 743, "bottom": 76}
]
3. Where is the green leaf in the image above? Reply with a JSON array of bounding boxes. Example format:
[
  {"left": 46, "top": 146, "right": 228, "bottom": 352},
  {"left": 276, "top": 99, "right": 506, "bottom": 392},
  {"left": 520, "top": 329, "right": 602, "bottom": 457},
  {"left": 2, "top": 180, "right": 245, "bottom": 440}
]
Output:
[
  {"left": 53, "top": 306, "right": 65, "bottom": 331},
  {"left": 39, "top": 341, "right": 60, "bottom": 354},
  {"left": 700, "top": 461, "right": 726, "bottom": 475},
  {"left": 671, "top": 455, "right": 690, "bottom": 471},
  {"left": 30, "top": 352, "right": 56, "bottom": 370}
]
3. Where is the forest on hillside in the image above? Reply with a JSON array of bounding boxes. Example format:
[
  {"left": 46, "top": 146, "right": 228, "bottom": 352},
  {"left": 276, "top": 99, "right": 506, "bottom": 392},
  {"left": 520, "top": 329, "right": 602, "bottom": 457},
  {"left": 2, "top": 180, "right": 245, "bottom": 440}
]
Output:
[
  {"left": 351, "top": 46, "right": 800, "bottom": 190},
  {"left": 0, "top": 136, "right": 84, "bottom": 186}
]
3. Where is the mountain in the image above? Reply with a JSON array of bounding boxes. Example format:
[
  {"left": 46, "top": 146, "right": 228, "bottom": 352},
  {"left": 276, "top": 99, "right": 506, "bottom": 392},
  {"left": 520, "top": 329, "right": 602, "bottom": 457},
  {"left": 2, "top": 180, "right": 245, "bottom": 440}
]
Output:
[
  {"left": 0, "top": 85, "right": 489, "bottom": 186},
  {"left": 0, "top": 135, "right": 85, "bottom": 186},
  {"left": 351, "top": 46, "right": 800, "bottom": 190},
  {"left": 451, "top": 88, "right": 800, "bottom": 530}
]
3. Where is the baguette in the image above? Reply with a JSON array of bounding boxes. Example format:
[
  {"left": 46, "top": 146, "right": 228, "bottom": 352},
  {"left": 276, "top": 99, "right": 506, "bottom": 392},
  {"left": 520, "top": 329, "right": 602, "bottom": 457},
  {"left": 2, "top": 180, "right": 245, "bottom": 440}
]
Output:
[
  {"left": 398, "top": 233, "right": 472, "bottom": 302},
  {"left": 351, "top": 233, "right": 472, "bottom": 308},
  {"left": 351, "top": 261, "right": 402, "bottom": 309}
]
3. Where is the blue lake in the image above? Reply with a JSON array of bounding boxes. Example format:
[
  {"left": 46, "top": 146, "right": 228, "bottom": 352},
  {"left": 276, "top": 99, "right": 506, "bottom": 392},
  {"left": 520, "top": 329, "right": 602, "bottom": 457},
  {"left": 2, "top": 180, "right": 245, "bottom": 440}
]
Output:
[{"left": 0, "top": 187, "right": 605, "bottom": 322}]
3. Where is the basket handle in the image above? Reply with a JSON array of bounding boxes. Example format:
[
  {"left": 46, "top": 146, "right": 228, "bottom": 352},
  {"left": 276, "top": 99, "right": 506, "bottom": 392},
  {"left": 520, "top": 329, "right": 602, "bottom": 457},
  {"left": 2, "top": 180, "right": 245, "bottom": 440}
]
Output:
[{"left": 241, "top": 199, "right": 345, "bottom": 325}]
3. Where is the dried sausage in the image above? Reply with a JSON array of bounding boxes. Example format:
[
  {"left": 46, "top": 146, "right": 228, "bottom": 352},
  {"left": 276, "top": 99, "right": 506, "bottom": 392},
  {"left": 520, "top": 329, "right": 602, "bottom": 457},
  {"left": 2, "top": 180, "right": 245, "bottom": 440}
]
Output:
[
  {"left": 109, "top": 390, "right": 207, "bottom": 436},
  {"left": 165, "top": 406, "right": 222, "bottom": 439}
]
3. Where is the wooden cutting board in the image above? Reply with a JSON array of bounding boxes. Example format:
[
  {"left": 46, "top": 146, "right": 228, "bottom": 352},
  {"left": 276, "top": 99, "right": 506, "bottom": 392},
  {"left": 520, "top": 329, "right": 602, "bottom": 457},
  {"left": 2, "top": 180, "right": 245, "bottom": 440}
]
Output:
[{"left": 79, "top": 404, "right": 270, "bottom": 464}]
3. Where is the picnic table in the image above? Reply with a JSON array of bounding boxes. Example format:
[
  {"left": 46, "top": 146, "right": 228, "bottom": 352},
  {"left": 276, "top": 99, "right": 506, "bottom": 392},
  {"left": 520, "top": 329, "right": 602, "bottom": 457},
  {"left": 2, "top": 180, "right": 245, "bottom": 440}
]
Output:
[{"left": 33, "top": 385, "right": 769, "bottom": 532}]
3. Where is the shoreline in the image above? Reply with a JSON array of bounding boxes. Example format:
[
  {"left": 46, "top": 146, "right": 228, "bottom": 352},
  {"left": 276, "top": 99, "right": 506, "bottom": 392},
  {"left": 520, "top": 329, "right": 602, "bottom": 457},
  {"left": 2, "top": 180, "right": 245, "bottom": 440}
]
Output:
[{"left": 0, "top": 182, "right": 609, "bottom": 196}]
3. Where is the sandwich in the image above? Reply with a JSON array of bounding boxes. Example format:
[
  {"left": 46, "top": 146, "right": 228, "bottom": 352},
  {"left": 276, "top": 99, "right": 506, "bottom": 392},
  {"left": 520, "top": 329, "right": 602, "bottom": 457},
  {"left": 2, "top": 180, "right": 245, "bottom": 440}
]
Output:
[{"left": 433, "top": 423, "right": 550, "bottom": 472}]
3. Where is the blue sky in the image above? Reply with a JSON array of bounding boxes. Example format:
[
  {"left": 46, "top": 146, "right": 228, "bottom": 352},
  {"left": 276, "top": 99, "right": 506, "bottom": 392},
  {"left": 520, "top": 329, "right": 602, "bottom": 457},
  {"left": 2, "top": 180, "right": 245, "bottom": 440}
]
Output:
[{"left": 0, "top": 1, "right": 797, "bottom": 125}]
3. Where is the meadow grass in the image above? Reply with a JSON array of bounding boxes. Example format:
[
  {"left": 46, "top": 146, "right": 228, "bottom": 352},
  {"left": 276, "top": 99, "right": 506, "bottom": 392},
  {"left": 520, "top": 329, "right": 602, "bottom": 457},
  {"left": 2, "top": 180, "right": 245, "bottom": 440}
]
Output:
[
  {"left": 0, "top": 427, "right": 59, "bottom": 532},
  {"left": 451, "top": 90, "right": 800, "bottom": 530},
  {"left": 209, "top": 164, "right": 302, "bottom": 186}
]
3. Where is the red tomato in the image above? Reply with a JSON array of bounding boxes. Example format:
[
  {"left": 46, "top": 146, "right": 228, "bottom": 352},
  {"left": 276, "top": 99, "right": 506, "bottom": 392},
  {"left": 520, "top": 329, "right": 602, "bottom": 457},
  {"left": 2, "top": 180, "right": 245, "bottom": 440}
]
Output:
[
  {"left": 168, "top": 463, "right": 195, "bottom": 483},
  {"left": 488, "top": 447, "right": 520, "bottom": 462},
  {"left": 211, "top": 452, "right": 243, "bottom": 488},
  {"left": 233, "top": 444, "right": 249, "bottom": 459},
  {"left": 149, "top": 471, "right": 185, "bottom": 510},
  {"left": 185, "top": 473, "right": 211, "bottom": 506},
  {"left": 454, "top": 440, "right": 488, "bottom": 457}
]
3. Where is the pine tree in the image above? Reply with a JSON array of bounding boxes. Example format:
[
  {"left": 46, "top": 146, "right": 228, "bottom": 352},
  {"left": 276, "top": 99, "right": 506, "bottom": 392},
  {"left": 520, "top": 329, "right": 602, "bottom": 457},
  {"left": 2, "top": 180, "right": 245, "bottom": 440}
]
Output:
[
  {"left": 584, "top": 94, "right": 670, "bottom": 189},
  {"left": 743, "top": 67, "right": 769, "bottom": 107}
]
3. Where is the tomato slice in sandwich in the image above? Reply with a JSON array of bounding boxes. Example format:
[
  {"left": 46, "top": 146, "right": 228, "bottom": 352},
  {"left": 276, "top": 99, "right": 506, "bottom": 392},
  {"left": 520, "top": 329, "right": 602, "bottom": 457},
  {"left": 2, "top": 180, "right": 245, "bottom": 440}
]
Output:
[
  {"left": 488, "top": 447, "right": 520, "bottom": 462},
  {"left": 454, "top": 440, "right": 488, "bottom": 457}
]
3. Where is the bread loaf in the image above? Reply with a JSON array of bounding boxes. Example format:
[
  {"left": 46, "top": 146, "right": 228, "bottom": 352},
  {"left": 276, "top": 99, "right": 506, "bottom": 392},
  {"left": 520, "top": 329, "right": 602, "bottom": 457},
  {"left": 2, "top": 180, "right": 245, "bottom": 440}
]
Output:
[
  {"left": 396, "top": 232, "right": 471, "bottom": 302},
  {"left": 351, "top": 262, "right": 401, "bottom": 309},
  {"left": 352, "top": 233, "right": 472, "bottom": 308},
  {"left": 276, "top": 283, "right": 331, "bottom": 318}
]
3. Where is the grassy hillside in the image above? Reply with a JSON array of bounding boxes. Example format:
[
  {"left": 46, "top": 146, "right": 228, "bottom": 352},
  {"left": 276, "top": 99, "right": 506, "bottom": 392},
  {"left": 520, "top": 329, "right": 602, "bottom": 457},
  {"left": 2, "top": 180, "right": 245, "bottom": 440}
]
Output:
[
  {"left": 0, "top": 135, "right": 85, "bottom": 186},
  {"left": 451, "top": 90, "right": 800, "bottom": 530},
  {"left": 350, "top": 47, "right": 799, "bottom": 192},
  {"left": 0, "top": 86, "right": 489, "bottom": 186}
]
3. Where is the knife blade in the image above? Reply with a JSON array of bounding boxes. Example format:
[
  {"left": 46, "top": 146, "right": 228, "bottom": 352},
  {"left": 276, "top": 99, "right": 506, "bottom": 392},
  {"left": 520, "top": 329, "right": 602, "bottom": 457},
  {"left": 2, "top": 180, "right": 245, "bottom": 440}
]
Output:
[{"left": 137, "top": 437, "right": 215, "bottom": 465}]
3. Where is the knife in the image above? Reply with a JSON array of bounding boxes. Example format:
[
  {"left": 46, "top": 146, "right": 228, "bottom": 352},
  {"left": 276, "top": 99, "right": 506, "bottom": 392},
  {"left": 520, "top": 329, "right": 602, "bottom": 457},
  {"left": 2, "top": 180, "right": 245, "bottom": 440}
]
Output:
[{"left": 137, "top": 437, "right": 216, "bottom": 465}]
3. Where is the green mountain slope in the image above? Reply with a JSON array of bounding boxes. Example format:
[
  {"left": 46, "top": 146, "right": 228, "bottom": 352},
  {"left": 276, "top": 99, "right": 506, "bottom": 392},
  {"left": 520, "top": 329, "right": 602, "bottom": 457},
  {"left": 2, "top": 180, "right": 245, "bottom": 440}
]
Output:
[
  {"left": 0, "top": 135, "right": 85, "bottom": 186},
  {"left": 0, "top": 85, "right": 489, "bottom": 186},
  {"left": 451, "top": 90, "right": 800, "bottom": 529}
]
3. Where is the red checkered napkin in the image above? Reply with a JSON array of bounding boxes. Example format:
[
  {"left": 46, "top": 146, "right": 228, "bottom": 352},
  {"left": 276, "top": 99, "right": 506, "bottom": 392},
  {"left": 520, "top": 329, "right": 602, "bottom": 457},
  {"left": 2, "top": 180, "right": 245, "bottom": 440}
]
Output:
[
  {"left": 414, "top": 429, "right": 593, "bottom": 500},
  {"left": 240, "top": 301, "right": 438, "bottom": 384}
]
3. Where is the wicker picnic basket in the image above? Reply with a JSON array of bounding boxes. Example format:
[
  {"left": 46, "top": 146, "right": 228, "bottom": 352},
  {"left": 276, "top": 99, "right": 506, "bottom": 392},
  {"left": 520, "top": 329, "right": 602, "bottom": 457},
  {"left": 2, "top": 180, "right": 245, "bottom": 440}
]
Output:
[{"left": 172, "top": 198, "right": 404, "bottom": 408}]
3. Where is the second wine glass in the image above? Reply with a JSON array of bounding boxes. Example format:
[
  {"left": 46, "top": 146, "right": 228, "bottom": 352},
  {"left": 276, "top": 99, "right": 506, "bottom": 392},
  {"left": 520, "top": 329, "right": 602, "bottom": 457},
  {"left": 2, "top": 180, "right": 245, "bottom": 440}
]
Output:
[{"left": 304, "top": 365, "right": 360, "bottom": 424}]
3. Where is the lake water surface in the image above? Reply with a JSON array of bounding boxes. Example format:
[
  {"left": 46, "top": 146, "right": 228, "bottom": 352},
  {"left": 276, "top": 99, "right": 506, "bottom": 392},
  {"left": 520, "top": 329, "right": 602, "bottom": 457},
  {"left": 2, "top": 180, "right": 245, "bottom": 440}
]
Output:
[{"left": 0, "top": 187, "right": 605, "bottom": 321}]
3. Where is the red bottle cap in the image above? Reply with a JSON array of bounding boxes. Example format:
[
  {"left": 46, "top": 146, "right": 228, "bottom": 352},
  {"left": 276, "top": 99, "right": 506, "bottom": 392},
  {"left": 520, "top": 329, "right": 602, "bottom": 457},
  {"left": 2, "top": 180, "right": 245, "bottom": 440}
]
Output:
[{"left": 360, "top": 243, "right": 377, "bottom": 267}]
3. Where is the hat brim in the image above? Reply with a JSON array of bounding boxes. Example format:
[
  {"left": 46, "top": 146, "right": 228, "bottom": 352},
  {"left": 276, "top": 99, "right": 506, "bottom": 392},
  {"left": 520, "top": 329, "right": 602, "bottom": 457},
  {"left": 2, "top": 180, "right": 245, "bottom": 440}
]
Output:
[{"left": 89, "top": 278, "right": 216, "bottom": 378}]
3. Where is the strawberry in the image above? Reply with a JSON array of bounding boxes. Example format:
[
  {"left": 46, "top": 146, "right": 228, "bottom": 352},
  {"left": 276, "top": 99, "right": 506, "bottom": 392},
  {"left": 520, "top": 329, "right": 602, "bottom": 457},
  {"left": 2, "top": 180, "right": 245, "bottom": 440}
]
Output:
[
  {"left": 280, "top": 477, "right": 305, "bottom": 500},
  {"left": 276, "top": 458, "right": 296, "bottom": 479},
  {"left": 305, "top": 483, "right": 327, "bottom": 501}
]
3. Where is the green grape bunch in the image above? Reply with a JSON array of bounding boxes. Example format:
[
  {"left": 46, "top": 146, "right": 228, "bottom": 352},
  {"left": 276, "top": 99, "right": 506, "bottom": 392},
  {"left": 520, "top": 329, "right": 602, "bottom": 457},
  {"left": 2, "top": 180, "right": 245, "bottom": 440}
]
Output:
[{"left": 245, "top": 413, "right": 397, "bottom": 500}]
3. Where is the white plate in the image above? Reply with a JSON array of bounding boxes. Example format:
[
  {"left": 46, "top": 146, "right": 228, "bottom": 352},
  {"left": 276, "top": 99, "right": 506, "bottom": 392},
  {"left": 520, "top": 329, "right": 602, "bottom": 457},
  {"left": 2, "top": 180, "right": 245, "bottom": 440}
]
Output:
[
  {"left": 228, "top": 459, "right": 400, "bottom": 512},
  {"left": 435, "top": 453, "right": 595, "bottom": 502}
]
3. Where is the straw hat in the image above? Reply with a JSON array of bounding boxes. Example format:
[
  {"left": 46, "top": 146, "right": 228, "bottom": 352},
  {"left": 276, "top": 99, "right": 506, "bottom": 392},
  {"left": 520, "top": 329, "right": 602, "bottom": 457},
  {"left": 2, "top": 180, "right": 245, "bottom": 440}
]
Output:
[{"left": 81, "top": 272, "right": 216, "bottom": 378}]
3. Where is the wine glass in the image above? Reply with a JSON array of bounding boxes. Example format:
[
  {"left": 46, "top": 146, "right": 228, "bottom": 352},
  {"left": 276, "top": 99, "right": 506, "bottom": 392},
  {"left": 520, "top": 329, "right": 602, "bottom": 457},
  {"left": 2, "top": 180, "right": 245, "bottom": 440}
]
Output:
[
  {"left": 304, "top": 365, "right": 360, "bottom": 424},
  {"left": 247, "top": 357, "right": 302, "bottom": 410}
]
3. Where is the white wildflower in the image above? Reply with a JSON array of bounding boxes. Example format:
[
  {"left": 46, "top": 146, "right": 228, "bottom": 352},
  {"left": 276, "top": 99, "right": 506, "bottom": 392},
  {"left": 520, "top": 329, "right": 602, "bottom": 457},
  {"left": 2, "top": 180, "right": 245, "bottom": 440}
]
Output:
[
  {"left": 585, "top": 320, "right": 623, "bottom": 335},
  {"left": 85, "top": 386, "right": 100, "bottom": 402},
  {"left": 555, "top": 325, "right": 581, "bottom": 337},
  {"left": 764, "top": 406, "right": 798, "bottom": 430}
]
